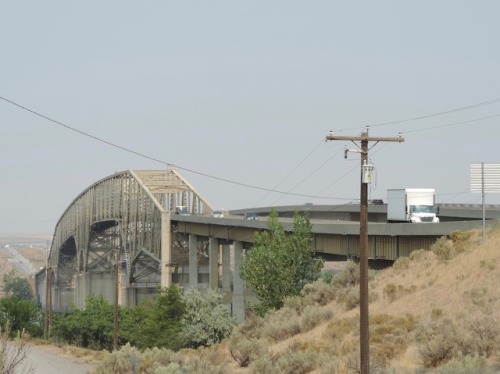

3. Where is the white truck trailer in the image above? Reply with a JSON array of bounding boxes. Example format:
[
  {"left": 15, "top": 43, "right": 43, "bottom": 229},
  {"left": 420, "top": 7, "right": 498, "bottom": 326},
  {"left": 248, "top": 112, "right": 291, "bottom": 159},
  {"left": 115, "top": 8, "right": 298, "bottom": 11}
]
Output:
[{"left": 387, "top": 188, "right": 439, "bottom": 223}]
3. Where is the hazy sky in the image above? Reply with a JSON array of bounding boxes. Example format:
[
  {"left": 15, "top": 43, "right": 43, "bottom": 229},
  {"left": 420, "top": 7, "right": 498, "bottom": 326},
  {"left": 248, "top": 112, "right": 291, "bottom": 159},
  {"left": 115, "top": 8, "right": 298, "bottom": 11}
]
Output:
[{"left": 1, "top": 2, "right": 500, "bottom": 234}]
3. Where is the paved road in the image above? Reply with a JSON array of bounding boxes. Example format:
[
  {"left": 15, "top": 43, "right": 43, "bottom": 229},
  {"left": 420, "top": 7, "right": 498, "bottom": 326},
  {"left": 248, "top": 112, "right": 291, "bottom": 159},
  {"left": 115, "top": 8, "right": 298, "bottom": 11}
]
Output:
[{"left": 17, "top": 345, "right": 97, "bottom": 374}]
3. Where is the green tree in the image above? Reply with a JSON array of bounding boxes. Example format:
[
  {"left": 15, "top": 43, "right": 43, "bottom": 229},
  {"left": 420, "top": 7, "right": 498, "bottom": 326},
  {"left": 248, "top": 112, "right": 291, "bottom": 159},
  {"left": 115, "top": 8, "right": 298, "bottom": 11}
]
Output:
[
  {"left": 181, "top": 289, "right": 236, "bottom": 348},
  {"left": 3, "top": 270, "right": 34, "bottom": 300},
  {"left": 240, "top": 209, "right": 323, "bottom": 314},
  {"left": 142, "top": 284, "right": 187, "bottom": 350},
  {"left": 0, "top": 296, "right": 43, "bottom": 337}
]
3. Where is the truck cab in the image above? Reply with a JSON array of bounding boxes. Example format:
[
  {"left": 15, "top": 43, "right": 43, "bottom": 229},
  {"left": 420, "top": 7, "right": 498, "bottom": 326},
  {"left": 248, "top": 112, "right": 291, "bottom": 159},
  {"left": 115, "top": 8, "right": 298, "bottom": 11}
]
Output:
[{"left": 408, "top": 204, "right": 439, "bottom": 223}]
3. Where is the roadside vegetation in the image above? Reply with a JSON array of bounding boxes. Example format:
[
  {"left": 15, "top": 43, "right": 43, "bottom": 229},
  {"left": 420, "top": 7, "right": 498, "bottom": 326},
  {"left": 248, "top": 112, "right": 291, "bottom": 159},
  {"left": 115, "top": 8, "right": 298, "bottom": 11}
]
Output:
[{"left": 2, "top": 216, "right": 500, "bottom": 372}]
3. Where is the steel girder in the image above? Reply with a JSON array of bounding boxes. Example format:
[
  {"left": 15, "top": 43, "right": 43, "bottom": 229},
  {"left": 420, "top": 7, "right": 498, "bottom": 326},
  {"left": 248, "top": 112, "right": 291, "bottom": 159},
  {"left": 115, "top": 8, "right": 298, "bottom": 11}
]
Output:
[{"left": 48, "top": 169, "right": 214, "bottom": 287}]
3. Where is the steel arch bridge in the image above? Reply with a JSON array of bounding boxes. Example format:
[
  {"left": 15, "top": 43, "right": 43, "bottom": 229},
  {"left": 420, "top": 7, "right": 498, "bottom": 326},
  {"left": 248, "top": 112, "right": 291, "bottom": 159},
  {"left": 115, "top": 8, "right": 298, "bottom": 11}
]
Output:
[{"left": 42, "top": 169, "right": 214, "bottom": 310}]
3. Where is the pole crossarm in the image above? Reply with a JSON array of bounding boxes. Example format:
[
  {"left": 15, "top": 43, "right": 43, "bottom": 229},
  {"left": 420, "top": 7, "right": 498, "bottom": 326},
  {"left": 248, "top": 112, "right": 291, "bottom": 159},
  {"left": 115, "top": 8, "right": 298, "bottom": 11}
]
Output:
[{"left": 326, "top": 134, "right": 405, "bottom": 143}]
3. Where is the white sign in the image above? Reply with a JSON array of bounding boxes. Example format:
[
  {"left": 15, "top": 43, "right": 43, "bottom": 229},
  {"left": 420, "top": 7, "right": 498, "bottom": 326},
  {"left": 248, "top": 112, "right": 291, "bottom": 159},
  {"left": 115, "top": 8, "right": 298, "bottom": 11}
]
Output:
[{"left": 470, "top": 163, "right": 500, "bottom": 193}]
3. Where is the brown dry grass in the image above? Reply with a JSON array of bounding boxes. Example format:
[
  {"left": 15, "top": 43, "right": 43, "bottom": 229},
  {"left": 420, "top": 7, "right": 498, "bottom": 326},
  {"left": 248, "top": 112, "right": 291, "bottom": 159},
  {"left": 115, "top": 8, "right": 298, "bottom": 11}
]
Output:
[{"left": 223, "top": 226, "right": 500, "bottom": 372}]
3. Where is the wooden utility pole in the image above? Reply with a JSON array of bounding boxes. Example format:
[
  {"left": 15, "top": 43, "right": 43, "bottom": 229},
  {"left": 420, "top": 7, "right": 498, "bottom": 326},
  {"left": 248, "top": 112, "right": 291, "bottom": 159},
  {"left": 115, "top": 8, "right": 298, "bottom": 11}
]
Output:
[
  {"left": 113, "top": 248, "right": 120, "bottom": 351},
  {"left": 44, "top": 264, "right": 52, "bottom": 339},
  {"left": 326, "top": 129, "right": 404, "bottom": 374}
]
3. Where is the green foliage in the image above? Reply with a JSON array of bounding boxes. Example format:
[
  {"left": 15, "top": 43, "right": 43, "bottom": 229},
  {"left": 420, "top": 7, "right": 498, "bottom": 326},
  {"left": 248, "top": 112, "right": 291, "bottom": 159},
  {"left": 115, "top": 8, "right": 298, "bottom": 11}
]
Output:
[
  {"left": 0, "top": 296, "right": 43, "bottom": 338},
  {"left": 240, "top": 210, "right": 323, "bottom": 314},
  {"left": 54, "top": 284, "right": 234, "bottom": 352},
  {"left": 2, "top": 270, "right": 34, "bottom": 300},
  {"left": 181, "top": 289, "right": 235, "bottom": 349},
  {"left": 140, "top": 284, "right": 187, "bottom": 350},
  {"left": 53, "top": 295, "right": 114, "bottom": 350}
]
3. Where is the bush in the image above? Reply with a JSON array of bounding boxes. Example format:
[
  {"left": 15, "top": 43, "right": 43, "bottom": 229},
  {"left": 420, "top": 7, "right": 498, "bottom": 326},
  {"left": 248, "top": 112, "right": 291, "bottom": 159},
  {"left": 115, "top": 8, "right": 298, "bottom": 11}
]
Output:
[
  {"left": 369, "top": 314, "right": 417, "bottom": 367},
  {"left": 417, "top": 319, "right": 460, "bottom": 367},
  {"left": 431, "top": 237, "right": 456, "bottom": 261},
  {"left": 383, "top": 284, "right": 417, "bottom": 303},
  {"left": 228, "top": 335, "right": 267, "bottom": 368},
  {"left": 181, "top": 289, "right": 236, "bottom": 348},
  {"left": 417, "top": 313, "right": 499, "bottom": 368},
  {"left": 440, "top": 353, "right": 492, "bottom": 373},
  {"left": 0, "top": 296, "right": 43, "bottom": 338},
  {"left": 300, "top": 306, "right": 333, "bottom": 332},
  {"left": 261, "top": 307, "right": 302, "bottom": 342}
]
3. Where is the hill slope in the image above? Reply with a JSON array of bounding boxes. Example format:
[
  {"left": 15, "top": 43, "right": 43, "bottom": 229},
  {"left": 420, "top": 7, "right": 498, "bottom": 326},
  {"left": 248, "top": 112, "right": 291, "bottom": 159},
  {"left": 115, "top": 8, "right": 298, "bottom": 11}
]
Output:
[{"left": 225, "top": 227, "right": 500, "bottom": 373}]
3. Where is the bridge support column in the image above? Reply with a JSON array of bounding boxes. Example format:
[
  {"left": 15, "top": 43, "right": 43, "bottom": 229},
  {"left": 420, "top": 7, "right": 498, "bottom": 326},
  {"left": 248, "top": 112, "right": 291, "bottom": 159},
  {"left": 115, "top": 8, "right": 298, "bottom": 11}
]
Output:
[
  {"left": 161, "top": 211, "right": 172, "bottom": 289},
  {"left": 232, "top": 241, "right": 245, "bottom": 322},
  {"left": 209, "top": 238, "right": 219, "bottom": 290},
  {"left": 189, "top": 235, "right": 198, "bottom": 289},
  {"left": 75, "top": 272, "right": 90, "bottom": 309},
  {"left": 222, "top": 244, "right": 231, "bottom": 291}
]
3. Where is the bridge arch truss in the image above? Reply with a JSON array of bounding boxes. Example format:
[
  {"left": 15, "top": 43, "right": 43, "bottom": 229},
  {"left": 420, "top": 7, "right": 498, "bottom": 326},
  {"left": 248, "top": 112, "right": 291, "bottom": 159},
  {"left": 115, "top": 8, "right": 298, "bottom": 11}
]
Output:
[{"left": 45, "top": 169, "right": 213, "bottom": 308}]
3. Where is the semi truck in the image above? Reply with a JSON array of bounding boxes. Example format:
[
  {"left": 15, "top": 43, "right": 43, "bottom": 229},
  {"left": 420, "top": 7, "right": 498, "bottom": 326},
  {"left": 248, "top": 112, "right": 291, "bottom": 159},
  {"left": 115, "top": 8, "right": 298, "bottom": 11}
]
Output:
[{"left": 387, "top": 188, "right": 439, "bottom": 223}]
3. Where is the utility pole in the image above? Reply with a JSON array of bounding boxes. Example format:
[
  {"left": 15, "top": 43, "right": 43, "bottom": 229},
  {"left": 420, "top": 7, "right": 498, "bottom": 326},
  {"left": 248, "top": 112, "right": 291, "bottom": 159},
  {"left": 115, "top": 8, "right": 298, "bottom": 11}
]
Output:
[
  {"left": 113, "top": 247, "right": 120, "bottom": 351},
  {"left": 44, "top": 263, "right": 52, "bottom": 339},
  {"left": 326, "top": 128, "right": 404, "bottom": 374}
]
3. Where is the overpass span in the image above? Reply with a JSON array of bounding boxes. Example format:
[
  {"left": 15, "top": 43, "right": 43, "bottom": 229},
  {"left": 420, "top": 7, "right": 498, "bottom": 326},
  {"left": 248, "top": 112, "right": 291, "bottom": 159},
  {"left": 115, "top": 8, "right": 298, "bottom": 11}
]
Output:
[{"left": 36, "top": 169, "right": 496, "bottom": 321}]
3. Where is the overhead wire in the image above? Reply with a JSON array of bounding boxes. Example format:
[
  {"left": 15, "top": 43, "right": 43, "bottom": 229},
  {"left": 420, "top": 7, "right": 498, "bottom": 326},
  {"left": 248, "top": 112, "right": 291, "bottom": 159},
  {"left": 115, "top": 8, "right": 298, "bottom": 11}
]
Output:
[
  {"left": 252, "top": 139, "right": 325, "bottom": 207},
  {"left": 270, "top": 145, "right": 347, "bottom": 205},
  {"left": 2, "top": 94, "right": 498, "bottom": 204},
  {"left": 0, "top": 95, "right": 348, "bottom": 201},
  {"left": 338, "top": 97, "right": 500, "bottom": 132}
]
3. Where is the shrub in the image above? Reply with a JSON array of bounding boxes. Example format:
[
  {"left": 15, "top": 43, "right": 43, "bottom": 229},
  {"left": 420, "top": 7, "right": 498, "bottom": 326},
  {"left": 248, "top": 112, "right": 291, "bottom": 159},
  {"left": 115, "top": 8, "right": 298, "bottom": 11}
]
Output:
[
  {"left": 383, "top": 284, "right": 417, "bottom": 303},
  {"left": 300, "top": 306, "right": 333, "bottom": 332},
  {"left": 273, "top": 347, "right": 317, "bottom": 374},
  {"left": 300, "top": 279, "right": 336, "bottom": 306},
  {"left": 228, "top": 334, "right": 267, "bottom": 368},
  {"left": 182, "top": 346, "right": 229, "bottom": 374},
  {"left": 431, "top": 237, "right": 456, "bottom": 261},
  {"left": 447, "top": 230, "right": 473, "bottom": 253},
  {"left": 392, "top": 256, "right": 410, "bottom": 272},
  {"left": 261, "top": 307, "right": 302, "bottom": 341},
  {"left": 440, "top": 353, "right": 492, "bottom": 374},
  {"left": 416, "top": 314, "right": 499, "bottom": 368},
  {"left": 417, "top": 319, "right": 460, "bottom": 367},
  {"left": 323, "top": 317, "right": 357, "bottom": 342},
  {"left": 181, "top": 289, "right": 236, "bottom": 348},
  {"left": 369, "top": 314, "right": 417, "bottom": 368},
  {"left": 331, "top": 261, "right": 360, "bottom": 288},
  {"left": 230, "top": 311, "right": 265, "bottom": 340}
]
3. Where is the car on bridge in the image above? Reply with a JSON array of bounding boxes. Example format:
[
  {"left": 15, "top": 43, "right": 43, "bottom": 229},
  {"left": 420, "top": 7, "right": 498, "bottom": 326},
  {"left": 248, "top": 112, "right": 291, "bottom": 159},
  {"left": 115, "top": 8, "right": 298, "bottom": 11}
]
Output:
[
  {"left": 175, "top": 206, "right": 191, "bottom": 216},
  {"left": 243, "top": 212, "right": 258, "bottom": 220},
  {"left": 211, "top": 210, "right": 224, "bottom": 218}
]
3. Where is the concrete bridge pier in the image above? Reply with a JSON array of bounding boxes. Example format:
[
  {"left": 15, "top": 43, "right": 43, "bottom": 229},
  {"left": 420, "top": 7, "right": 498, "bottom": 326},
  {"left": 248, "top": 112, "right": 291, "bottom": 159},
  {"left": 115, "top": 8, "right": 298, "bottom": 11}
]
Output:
[
  {"left": 232, "top": 241, "right": 245, "bottom": 322},
  {"left": 189, "top": 235, "right": 198, "bottom": 289},
  {"left": 209, "top": 237, "right": 219, "bottom": 290}
]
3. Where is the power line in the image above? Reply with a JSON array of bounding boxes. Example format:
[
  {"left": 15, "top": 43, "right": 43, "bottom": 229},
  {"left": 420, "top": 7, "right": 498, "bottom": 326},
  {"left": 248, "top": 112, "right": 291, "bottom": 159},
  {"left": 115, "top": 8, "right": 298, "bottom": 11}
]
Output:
[
  {"left": 339, "top": 97, "right": 500, "bottom": 132},
  {"left": 0, "top": 95, "right": 352, "bottom": 201},
  {"left": 402, "top": 114, "right": 500, "bottom": 134},
  {"left": 252, "top": 140, "right": 325, "bottom": 207},
  {"left": 271, "top": 146, "right": 346, "bottom": 205},
  {"left": 2, "top": 94, "right": 498, "bottom": 203}
]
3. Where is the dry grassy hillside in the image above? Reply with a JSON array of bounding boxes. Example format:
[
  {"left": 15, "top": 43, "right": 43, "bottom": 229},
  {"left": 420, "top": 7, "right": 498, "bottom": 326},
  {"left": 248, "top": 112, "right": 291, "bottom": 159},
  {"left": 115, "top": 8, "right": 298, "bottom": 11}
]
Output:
[
  {"left": 224, "top": 226, "right": 500, "bottom": 373},
  {"left": 0, "top": 246, "right": 47, "bottom": 297},
  {"left": 93, "top": 226, "right": 500, "bottom": 373}
]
